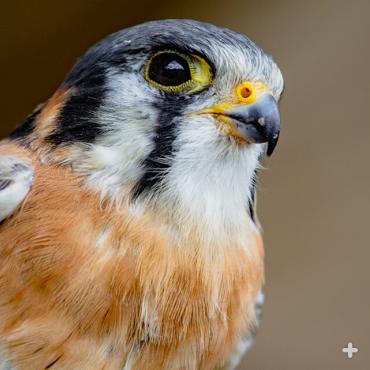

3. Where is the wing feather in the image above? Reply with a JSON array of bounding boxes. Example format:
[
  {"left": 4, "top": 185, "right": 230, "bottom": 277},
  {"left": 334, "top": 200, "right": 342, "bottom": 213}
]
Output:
[
  {"left": 219, "top": 289, "right": 265, "bottom": 370},
  {"left": 0, "top": 156, "right": 33, "bottom": 222}
]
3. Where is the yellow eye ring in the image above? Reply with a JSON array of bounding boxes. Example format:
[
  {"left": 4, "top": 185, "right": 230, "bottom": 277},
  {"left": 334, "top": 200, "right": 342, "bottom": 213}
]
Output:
[{"left": 145, "top": 50, "right": 212, "bottom": 93}]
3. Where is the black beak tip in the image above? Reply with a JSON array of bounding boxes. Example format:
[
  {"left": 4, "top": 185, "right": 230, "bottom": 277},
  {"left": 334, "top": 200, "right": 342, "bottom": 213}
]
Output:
[
  {"left": 266, "top": 132, "right": 280, "bottom": 157},
  {"left": 221, "top": 94, "right": 281, "bottom": 156}
]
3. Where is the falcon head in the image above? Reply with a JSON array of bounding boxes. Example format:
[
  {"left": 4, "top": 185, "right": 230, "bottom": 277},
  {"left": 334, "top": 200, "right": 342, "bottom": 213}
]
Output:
[{"left": 12, "top": 19, "right": 283, "bottom": 233}]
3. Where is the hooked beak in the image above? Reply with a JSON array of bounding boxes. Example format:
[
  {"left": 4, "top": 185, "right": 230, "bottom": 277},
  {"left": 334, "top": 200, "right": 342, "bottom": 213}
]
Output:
[
  {"left": 199, "top": 83, "right": 281, "bottom": 156},
  {"left": 221, "top": 94, "right": 280, "bottom": 156}
]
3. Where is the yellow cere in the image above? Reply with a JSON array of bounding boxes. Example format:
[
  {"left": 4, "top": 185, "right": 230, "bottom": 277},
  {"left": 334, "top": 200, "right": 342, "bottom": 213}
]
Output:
[
  {"left": 235, "top": 81, "right": 269, "bottom": 104},
  {"left": 199, "top": 81, "right": 270, "bottom": 116},
  {"left": 196, "top": 80, "right": 270, "bottom": 142}
]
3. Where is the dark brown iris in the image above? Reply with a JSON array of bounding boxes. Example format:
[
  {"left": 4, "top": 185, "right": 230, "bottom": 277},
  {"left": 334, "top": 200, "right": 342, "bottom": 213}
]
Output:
[{"left": 148, "top": 53, "right": 191, "bottom": 87}]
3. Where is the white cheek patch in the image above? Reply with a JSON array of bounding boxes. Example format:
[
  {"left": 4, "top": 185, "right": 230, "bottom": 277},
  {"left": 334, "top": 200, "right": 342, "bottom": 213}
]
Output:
[
  {"left": 158, "top": 114, "right": 263, "bottom": 244},
  {"left": 66, "top": 70, "right": 158, "bottom": 202},
  {"left": 0, "top": 157, "right": 33, "bottom": 222},
  {"left": 91, "top": 146, "right": 123, "bottom": 168}
]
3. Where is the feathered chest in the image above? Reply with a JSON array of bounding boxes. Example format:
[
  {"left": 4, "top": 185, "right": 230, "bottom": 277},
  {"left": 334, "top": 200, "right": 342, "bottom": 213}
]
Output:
[{"left": 0, "top": 155, "right": 264, "bottom": 370}]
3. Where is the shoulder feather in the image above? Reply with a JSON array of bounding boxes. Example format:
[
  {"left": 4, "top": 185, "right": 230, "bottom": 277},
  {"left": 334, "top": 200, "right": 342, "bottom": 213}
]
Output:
[{"left": 0, "top": 156, "right": 33, "bottom": 222}]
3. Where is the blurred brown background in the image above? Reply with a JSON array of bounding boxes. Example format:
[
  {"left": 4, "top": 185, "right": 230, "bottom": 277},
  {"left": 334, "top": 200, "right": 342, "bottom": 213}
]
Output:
[{"left": 1, "top": 0, "right": 370, "bottom": 369}]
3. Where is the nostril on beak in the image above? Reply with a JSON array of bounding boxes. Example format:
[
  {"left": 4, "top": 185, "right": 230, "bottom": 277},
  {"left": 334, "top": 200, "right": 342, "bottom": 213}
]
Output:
[
  {"left": 236, "top": 82, "right": 256, "bottom": 104},
  {"left": 239, "top": 86, "right": 252, "bottom": 99}
]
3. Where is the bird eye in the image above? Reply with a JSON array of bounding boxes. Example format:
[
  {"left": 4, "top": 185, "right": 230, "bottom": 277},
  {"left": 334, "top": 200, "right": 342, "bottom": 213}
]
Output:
[
  {"left": 145, "top": 50, "right": 212, "bottom": 93},
  {"left": 148, "top": 52, "right": 191, "bottom": 87}
]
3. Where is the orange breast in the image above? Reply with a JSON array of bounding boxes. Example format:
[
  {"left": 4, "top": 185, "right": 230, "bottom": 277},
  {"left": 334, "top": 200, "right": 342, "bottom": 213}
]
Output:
[{"left": 0, "top": 142, "right": 264, "bottom": 370}]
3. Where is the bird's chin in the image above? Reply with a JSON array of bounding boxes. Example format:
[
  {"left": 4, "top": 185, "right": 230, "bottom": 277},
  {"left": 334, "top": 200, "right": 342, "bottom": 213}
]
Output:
[{"left": 214, "top": 119, "right": 252, "bottom": 145}]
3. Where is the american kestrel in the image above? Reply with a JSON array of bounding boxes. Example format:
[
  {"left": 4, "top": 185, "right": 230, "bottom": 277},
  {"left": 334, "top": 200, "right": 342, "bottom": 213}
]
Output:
[{"left": 0, "top": 20, "right": 283, "bottom": 370}]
